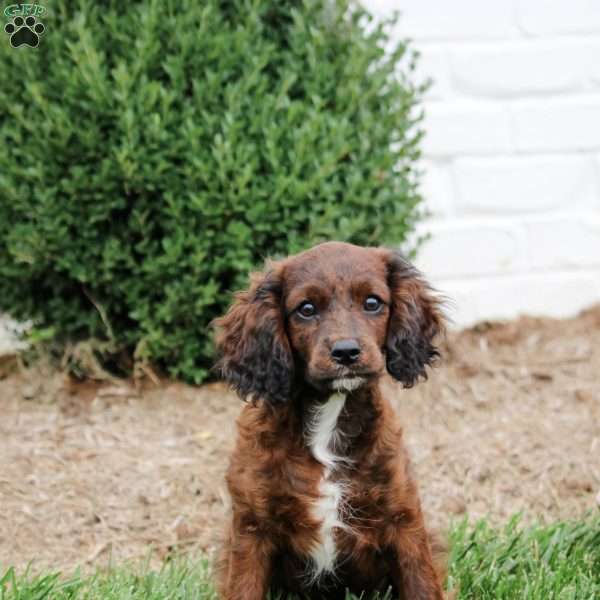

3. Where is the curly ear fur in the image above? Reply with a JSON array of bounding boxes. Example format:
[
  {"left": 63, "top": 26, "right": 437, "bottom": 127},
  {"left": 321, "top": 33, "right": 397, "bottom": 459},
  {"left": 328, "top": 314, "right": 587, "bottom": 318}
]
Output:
[
  {"left": 384, "top": 251, "right": 445, "bottom": 387},
  {"left": 213, "top": 265, "right": 293, "bottom": 405}
]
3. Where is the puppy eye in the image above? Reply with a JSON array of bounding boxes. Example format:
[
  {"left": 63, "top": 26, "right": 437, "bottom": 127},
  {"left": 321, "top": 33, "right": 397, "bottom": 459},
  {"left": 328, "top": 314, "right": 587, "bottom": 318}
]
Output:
[
  {"left": 297, "top": 302, "right": 317, "bottom": 319},
  {"left": 364, "top": 296, "right": 383, "bottom": 312}
]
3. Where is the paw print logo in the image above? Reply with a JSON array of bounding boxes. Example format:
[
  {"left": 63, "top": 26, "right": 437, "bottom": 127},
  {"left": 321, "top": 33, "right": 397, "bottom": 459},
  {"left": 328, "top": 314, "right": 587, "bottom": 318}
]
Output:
[{"left": 4, "top": 15, "right": 45, "bottom": 48}]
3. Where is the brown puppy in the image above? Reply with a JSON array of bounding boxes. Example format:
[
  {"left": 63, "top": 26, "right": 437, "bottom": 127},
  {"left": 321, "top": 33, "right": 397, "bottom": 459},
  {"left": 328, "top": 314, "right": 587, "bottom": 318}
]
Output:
[{"left": 214, "top": 242, "right": 446, "bottom": 600}]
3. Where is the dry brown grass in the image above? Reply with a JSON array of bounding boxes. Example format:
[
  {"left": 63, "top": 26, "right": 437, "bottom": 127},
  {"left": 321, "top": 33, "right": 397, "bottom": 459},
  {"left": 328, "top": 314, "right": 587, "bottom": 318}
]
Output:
[{"left": 1, "top": 306, "right": 599, "bottom": 573}]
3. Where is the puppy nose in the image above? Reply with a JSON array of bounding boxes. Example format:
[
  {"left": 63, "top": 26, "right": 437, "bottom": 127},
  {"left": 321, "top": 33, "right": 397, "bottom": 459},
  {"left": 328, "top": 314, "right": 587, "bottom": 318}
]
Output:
[{"left": 331, "top": 339, "right": 361, "bottom": 365}]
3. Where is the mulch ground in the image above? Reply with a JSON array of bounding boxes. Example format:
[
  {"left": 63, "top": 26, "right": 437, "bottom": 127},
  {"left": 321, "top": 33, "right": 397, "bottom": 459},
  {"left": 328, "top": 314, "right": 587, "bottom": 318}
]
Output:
[{"left": 1, "top": 306, "right": 599, "bottom": 573}]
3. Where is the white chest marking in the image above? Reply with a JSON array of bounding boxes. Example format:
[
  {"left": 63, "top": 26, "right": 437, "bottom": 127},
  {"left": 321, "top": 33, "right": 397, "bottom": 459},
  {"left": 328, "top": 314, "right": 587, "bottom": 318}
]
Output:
[{"left": 306, "top": 392, "right": 348, "bottom": 580}]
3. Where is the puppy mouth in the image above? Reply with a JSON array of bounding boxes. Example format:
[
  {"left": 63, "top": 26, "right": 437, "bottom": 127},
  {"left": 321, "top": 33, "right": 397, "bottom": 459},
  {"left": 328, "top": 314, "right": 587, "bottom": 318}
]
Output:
[
  {"left": 329, "top": 375, "right": 367, "bottom": 392},
  {"left": 318, "top": 367, "right": 378, "bottom": 392}
]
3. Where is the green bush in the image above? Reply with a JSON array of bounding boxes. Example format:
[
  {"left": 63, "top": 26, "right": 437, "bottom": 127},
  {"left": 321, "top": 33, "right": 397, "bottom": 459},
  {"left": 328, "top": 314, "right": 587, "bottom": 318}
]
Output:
[{"left": 0, "top": 0, "right": 426, "bottom": 383}]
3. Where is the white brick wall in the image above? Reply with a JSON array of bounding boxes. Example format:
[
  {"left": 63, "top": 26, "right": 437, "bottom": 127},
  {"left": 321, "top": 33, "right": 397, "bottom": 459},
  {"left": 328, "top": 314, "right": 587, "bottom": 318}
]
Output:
[
  {"left": 0, "top": 318, "right": 28, "bottom": 355},
  {"left": 372, "top": 0, "right": 600, "bottom": 326}
]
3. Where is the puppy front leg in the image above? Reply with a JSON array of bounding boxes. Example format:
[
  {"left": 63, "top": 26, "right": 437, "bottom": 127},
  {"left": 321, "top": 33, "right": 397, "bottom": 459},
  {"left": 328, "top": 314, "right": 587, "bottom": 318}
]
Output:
[
  {"left": 220, "top": 530, "right": 273, "bottom": 600},
  {"left": 389, "top": 520, "right": 444, "bottom": 600}
]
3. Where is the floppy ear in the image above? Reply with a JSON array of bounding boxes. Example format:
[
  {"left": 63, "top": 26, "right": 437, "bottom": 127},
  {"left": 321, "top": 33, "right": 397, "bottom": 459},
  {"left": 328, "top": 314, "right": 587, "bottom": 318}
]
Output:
[
  {"left": 384, "top": 250, "right": 445, "bottom": 387},
  {"left": 213, "top": 264, "right": 294, "bottom": 405}
]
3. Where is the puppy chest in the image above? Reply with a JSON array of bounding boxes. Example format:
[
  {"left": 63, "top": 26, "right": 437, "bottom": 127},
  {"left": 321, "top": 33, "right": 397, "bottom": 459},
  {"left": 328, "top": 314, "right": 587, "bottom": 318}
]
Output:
[
  {"left": 306, "top": 393, "right": 350, "bottom": 577},
  {"left": 309, "top": 470, "right": 347, "bottom": 574}
]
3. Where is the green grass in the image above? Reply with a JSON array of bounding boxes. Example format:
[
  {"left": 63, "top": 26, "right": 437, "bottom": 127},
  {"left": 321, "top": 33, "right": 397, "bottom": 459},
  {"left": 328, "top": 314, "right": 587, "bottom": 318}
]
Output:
[
  {"left": 2, "top": 516, "right": 599, "bottom": 600},
  {"left": 448, "top": 515, "right": 600, "bottom": 599}
]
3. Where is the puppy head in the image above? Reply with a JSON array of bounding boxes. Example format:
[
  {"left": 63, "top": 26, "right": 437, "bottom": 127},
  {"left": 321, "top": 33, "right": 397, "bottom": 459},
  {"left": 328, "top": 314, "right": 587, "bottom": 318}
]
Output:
[{"left": 214, "top": 242, "right": 444, "bottom": 404}]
